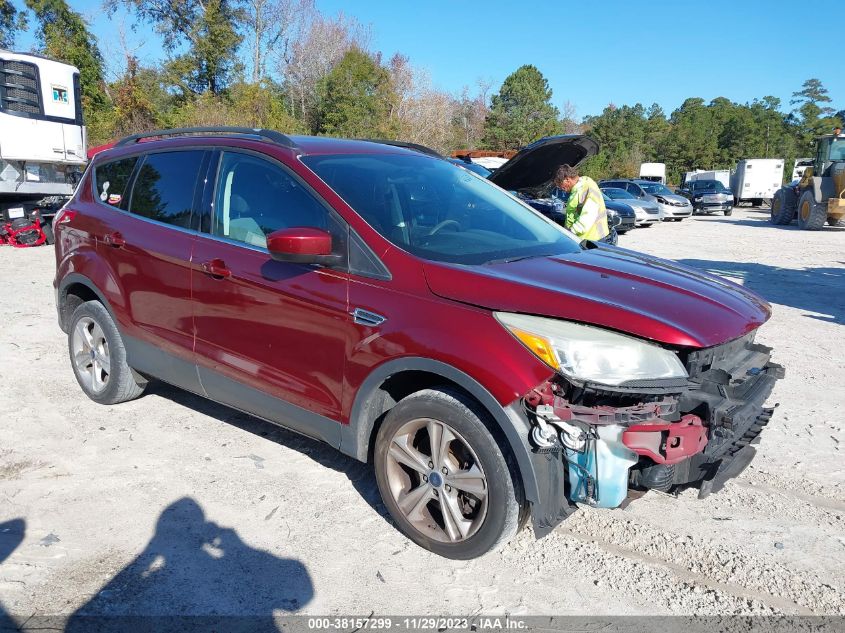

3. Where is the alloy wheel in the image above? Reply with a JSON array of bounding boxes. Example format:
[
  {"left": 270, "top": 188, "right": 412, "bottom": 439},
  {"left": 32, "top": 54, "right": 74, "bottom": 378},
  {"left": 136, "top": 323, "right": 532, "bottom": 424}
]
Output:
[
  {"left": 384, "top": 418, "right": 488, "bottom": 543},
  {"left": 71, "top": 316, "right": 111, "bottom": 394}
]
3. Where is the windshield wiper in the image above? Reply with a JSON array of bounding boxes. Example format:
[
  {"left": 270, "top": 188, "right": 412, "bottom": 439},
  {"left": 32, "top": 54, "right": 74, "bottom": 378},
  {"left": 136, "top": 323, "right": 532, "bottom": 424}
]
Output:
[{"left": 484, "top": 254, "right": 542, "bottom": 265}]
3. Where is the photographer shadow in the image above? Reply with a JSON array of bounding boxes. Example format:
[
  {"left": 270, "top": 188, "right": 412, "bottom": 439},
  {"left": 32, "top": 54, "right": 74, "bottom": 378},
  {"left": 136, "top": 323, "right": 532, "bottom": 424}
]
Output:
[
  {"left": 0, "top": 518, "right": 25, "bottom": 633},
  {"left": 66, "top": 498, "right": 312, "bottom": 632}
]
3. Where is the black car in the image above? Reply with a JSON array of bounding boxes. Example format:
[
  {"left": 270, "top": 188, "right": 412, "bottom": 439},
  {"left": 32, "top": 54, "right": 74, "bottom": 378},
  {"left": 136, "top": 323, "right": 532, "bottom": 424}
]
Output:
[{"left": 676, "top": 180, "right": 734, "bottom": 215}]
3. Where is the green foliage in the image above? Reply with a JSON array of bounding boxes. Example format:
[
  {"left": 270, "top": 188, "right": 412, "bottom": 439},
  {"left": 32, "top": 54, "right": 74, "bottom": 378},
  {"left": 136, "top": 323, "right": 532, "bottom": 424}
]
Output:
[
  {"left": 110, "top": 0, "right": 243, "bottom": 95},
  {"left": 172, "top": 81, "right": 307, "bottom": 132},
  {"left": 24, "top": 0, "right": 108, "bottom": 111},
  {"left": 790, "top": 79, "right": 838, "bottom": 153},
  {"left": 315, "top": 48, "right": 396, "bottom": 138},
  {"left": 482, "top": 65, "right": 561, "bottom": 150},
  {"left": 578, "top": 80, "right": 837, "bottom": 185},
  {"left": 1, "top": 0, "right": 28, "bottom": 48}
]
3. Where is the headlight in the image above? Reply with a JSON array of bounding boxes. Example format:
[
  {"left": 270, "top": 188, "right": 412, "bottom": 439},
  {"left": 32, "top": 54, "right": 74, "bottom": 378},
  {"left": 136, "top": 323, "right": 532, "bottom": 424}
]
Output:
[{"left": 495, "top": 312, "right": 688, "bottom": 386}]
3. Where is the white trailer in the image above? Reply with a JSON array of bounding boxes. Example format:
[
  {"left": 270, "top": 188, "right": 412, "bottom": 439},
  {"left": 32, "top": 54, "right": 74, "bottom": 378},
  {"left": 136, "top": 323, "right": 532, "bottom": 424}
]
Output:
[
  {"left": 1, "top": 49, "right": 87, "bottom": 240},
  {"left": 688, "top": 169, "right": 732, "bottom": 190},
  {"left": 639, "top": 162, "right": 666, "bottom": 184},
  {"left": 730, "top": 159, "right": 784, "bottom": 206}
]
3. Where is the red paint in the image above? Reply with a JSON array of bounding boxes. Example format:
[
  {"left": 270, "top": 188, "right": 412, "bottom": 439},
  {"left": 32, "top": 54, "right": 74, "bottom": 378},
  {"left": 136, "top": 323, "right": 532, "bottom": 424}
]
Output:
[
  {"left": 54, "top": 133, "right": 774, "bottom": 431},
  {"left": 267, "top": 227, "right": 332, "bottom": 256}
]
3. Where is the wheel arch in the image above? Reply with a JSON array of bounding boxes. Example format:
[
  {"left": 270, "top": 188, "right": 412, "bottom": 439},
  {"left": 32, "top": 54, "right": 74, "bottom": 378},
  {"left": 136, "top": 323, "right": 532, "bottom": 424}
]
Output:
[
  {"left": 58, "top": 273, "right": 117, "bottom": 333},
  {"left": 341, "top": 357, "right": 541, "bottom": 505}
]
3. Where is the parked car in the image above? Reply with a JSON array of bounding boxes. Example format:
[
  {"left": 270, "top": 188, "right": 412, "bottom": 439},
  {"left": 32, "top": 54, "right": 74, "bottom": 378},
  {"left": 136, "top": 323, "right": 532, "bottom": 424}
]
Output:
[
  {"left": 601, "top": 179, "right": 692, "bottom": 221},
  {"left": 676, "top": 179, "right": 734, "bottom": 215},
  {"left": 602, "top": 194, "right": 636, "bottom": 234},
  {"left": 54, "top": 128, "right": 783, "bottom": 559},
  {"left": 600, "top": 186, "right": 661, "bottom": 226}
]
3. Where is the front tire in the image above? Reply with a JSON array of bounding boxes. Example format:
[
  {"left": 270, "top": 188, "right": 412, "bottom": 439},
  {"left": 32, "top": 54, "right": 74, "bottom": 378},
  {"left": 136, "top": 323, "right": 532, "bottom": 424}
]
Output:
[
  {"left": 374, "top": 388, "right": 524, "bottom": 559},
  {"left": 770, "top": 188, "right": 796, "bottom": 225},
  {"left": 723, "top": 208, "right": 733, "bottom": 216},
  {"left": 68, "top": 301, "right": 146, "bottom": 404},
  {"left": 796, "top": 190, "right": 827, "bottom": 230}
]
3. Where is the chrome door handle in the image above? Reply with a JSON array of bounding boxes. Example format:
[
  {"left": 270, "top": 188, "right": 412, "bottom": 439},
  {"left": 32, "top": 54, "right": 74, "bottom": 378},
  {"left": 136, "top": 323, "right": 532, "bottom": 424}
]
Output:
[{"left": 352, "top": 308, "right": 386, "bottom": 326}]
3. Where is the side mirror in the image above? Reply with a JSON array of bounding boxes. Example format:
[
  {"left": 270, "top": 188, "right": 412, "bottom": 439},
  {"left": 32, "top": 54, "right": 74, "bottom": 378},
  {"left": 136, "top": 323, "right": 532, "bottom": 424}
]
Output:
[{"left": 266, "top": 227, "right": 341, "bottom": 266}]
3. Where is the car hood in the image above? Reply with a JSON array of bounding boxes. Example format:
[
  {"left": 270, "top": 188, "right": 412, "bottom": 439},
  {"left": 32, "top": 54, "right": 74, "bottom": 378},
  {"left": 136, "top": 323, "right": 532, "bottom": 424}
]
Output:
[
  {"left": 624, "top": 198, "right": 659, "bottom": 209},
  {"left": 487, "top": 135, "right": 599, "bottom": 193},
  {"left": 423, "top": 247, "right": 771, "bottom": 348},
  {"left": 658, "top": 193, "right": 692, "bottom": 204},
  {"left": 604, "top": 199, "right": 635, "bottom": 216}
]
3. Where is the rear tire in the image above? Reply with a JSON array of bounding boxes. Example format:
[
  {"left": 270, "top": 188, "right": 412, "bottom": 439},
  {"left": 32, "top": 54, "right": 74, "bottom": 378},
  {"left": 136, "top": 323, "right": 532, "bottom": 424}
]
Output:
[
  {"left": 770, "top": 188, "right": 796, "bottom": 225},
  {"left": 796, "top": 190, "right": 827, "bottom": 230},
  {"left": 68, "top": 301, "right": 147, "bottom": 404},
  {"left": 373, "top": 388, "right": 524, "bottom": 559},
  {"left": 42, "top": 220, "right": 55, "bottom": 245}
]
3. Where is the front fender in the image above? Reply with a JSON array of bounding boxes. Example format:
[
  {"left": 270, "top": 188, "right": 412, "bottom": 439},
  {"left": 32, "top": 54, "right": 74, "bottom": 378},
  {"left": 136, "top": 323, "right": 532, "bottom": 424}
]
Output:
[{"left": 341, "top": 357, "right": 576, "bottom": 535}]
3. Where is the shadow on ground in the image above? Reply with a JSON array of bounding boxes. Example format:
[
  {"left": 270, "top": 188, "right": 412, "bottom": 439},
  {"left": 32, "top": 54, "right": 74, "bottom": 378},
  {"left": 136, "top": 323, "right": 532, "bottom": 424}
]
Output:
[
  {"left": 147, "top": 383, "right": 386, "bottom": 520},
  {"left": 679, "top": 258, "right": 845, "bottom": 325},
  {"left": 64, "top": 498, "right": 313, "bottom": 632},
  {"left": 0, "top": 519, "right": 25, "bottom": 632},
  {"left": 694, "top": 214, "right": 845, "bottom": 231}
]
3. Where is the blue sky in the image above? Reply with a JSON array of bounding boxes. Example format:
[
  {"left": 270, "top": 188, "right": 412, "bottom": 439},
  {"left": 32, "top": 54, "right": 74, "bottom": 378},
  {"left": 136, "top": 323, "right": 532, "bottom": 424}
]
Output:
[{"left": 11, "top": 0, "right": 844, "bottom": 120}]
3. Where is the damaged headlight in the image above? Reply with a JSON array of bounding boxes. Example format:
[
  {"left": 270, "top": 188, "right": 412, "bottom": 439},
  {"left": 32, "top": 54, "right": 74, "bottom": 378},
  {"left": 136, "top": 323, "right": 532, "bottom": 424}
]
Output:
[{"left": 495, "top": 312, "right": 688, "bottom": 386}]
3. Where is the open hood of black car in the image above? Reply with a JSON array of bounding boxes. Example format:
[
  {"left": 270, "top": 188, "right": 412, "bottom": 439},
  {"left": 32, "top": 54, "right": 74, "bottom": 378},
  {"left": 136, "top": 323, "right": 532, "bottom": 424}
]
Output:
[{"left": 487, "top": 134, "right": 599, "bottom": 192}]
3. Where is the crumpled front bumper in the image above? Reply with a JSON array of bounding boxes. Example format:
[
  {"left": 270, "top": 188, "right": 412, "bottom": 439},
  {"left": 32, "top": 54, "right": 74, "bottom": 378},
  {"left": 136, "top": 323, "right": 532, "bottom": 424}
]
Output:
[{"left": 520, "top": 333, "right": 784, "bottom": 537}]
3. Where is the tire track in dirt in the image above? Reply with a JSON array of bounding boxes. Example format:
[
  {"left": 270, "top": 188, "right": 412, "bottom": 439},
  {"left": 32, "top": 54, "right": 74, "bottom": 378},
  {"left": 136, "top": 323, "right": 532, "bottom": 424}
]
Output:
[{"left": 554, "top": 510, "right": 844, "bottom": 614}]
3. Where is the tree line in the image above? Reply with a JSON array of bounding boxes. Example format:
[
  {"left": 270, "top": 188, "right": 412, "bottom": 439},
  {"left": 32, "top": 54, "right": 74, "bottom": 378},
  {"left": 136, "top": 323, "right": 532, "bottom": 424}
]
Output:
[{"left": 1, "top": 0, "right": 842, "bottom": 184}]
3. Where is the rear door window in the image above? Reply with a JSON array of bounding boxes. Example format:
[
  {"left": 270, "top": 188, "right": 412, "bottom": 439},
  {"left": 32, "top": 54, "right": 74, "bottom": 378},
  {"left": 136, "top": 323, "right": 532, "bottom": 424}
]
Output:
[
  {"left": 128, "top": 151, "right": 206, "bottom": 229},
  {"left": 94, "top": 157, "right": 138, "bottom": 210}
]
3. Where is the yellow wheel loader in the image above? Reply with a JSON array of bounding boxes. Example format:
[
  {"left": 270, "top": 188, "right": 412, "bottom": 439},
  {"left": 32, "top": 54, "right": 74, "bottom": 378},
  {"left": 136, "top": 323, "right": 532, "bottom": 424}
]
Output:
[{"left": 770, "top": 133, "right": 845, "bottom": 229}]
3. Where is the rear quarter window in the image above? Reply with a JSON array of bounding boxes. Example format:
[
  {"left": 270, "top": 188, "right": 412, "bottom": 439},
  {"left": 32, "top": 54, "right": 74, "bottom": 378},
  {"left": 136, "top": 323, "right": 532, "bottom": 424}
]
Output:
[{"left": 94, "top": 157, "right": 138, "bottom": 209}]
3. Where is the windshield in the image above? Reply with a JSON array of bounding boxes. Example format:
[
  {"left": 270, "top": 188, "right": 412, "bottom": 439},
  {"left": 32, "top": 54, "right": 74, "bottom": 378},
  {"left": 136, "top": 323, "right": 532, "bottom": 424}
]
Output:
[
  {"left": 302, "top": 154, "right": 581, "bottom": 265},
  {"left": 830, "top": 138, "right": 845, "bottom": 161},
  {"left": 602, "top": 187, "right": 636, "bottom": 200},
  {"left": 691, "top": 180, "right": 730, "bottom": 193},
  {"left": 640, "top": 183, "right": 674, "bottom": 196},
  {"left": 450, "top": 159, "right": 492, "bottom": 177}
]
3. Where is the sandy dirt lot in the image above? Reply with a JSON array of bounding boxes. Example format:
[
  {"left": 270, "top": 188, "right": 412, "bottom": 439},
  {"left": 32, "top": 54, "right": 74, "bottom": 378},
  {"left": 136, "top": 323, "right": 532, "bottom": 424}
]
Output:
[{"left": 0, "top": 208, "right": 843, "bottom": 621}]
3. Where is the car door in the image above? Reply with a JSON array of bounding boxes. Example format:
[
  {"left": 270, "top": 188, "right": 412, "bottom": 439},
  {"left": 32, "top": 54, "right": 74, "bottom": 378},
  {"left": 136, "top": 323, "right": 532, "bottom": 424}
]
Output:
[
  {"left": 191, "top": 150, "right": 350, "bottom": 444},
  {"left": 90, "top": 149, "right": 209, "bottom": 392}
]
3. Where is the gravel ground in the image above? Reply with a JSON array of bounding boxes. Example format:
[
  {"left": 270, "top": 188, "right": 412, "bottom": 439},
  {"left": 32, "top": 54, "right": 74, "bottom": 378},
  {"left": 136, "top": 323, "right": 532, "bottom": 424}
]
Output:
[{"left": 0, "top": 208, "right": 843, "bottom": 620}]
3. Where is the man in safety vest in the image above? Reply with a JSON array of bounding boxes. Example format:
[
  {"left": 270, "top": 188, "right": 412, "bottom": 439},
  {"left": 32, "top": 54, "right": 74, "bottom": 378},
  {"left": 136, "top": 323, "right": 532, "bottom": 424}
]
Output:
[{"left": 553, "top": 164, "right": 609, "bottom": 241}]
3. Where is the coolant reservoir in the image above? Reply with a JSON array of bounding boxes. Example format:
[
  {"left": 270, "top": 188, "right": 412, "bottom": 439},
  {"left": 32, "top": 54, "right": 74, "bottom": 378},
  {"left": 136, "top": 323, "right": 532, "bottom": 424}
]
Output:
[{"left": 566, "top": 424, "right": 639, "bottom": 508}]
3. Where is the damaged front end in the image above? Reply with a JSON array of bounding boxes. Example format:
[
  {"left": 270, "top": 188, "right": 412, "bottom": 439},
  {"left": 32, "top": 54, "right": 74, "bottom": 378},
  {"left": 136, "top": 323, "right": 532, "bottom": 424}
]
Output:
[{"left": 521, "top": 330, "right": 784, "bottom": 534}]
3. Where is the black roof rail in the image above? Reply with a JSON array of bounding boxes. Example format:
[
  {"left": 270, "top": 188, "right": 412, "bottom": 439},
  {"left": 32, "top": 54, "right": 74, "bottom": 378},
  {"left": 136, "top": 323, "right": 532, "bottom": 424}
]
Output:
[
  {"left": 360, "top": 139, "right": 443, "bottom": 158},
  {"left": 114, "top": 126, "right": 298, "bottom": 149}
]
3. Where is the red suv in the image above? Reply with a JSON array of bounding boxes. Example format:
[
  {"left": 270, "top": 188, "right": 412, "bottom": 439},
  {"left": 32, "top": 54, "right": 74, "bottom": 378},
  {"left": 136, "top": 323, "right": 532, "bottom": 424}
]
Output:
[{"left": 54, "top": 128, "right": 783, "bottom": 559}]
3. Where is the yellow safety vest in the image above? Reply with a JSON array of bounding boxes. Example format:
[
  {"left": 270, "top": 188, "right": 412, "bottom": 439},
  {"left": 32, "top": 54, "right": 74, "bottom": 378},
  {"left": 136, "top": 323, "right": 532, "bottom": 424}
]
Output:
[{"left": 565, "top": 177, "right": 609, "bottom": 241}]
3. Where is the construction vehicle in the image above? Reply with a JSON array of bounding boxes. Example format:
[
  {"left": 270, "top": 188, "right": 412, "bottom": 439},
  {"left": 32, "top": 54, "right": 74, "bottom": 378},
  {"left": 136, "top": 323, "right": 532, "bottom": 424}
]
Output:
[
  {"left": 770, "top": 133, "right": 845, "bottom": 230},
  {"left": 0, "top": 49, "right": 86, "bottom": 245}
]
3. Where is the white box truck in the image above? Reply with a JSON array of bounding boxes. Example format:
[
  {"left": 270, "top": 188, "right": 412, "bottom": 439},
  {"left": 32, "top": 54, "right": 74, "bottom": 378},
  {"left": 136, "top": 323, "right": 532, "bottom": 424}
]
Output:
[
  {"left": 730, "top": 159, "right": 784, "bottom": 206},
  {"left": 688, "top": 169, "right": 732, "bottom": 190},
  {"left": 639, "top": 162, "right": 666, "bottom": 184},
  {"left": 1, "top": 49, "right": 87, "bottom": 244},
  {"left": 791, "top": 158, "right": 813, "bottom": 182}
]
